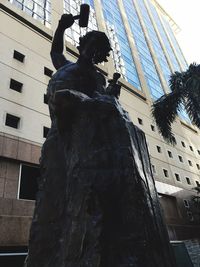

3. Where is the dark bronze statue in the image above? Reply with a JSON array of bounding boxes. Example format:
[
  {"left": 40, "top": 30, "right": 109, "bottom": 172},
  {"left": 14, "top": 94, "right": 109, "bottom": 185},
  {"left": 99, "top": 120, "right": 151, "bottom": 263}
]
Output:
[{"left": 25, "top": 6, "right": 176, "bottom": 267}]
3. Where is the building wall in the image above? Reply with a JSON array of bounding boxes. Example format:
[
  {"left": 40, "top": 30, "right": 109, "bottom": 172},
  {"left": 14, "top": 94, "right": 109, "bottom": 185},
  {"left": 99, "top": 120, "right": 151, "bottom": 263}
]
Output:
[{"left": 0, "top": 0, "right": 200, "bottom": 247}]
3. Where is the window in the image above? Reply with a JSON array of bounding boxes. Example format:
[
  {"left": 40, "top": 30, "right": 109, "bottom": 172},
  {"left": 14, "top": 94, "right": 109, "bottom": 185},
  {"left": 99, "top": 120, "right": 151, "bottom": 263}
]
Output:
[
  {"left": 18, "top": 164, "right": 39, "bottom": 200},
  {"left": 183, "top": 199, "right": 189, "bottom": 208},
  {"left": 44, "top": 94, "right": 48, "bottom": 104},
  {"left": 0, "top": 247, "right": 28, "bottom": 267},
  {"left": 175, "top": 173, "right": 180, "bottom": 182},
  {"left": 44, "top": 67, "right": 53, "bottom": 77},
  {"left": 186, "top": 177, "right": 191, "bottom": 185},
  {"left": 196, "top": 181, "right": 200, "bottom": 187},
  {"left": 187, "top": 211, "right": 194, "bottom": 221},
  {"left": 10, "top": 79, "right": 23, "bottom": 93},
  {"left": 157, "top": 146, "right": 161, "bottom": 153},
  {"left": 151, "top": 125, "right": 155, "bottom": 131},
  {"left": 138, "top": 118, "right": 143, "bottom": 125},
  {"left": 163, "top": 169, "right": 168, "bottom": 177},
  {"left": 197, "top": 150, "right": 200, "bottom": 155},
  {"left": 167, "top": 151, "right": 173, "bottom": 158},
  {"left": 181, "top": 141, "right": 186, "bottom": 147},
  {"left": 151, "top": 164, "right": 156, "bottom": 173},
  {"left": 13, "top": 50, "right": 25, "bottom": 62},
  {"left": 196, "top": 164, "right": 200, "bottom": 170},
  {"left": 188, "top": 160, "right": 193, "bottom": 166},
  {"left": 43, "top": 126, "right": 50, "bottom": 138},
  {"left": 9, "top": 0, "right": 51, "bottom": 27},
  {"left": 189, "top": 146, "right": 194, "bottom": 152},
  {"left": 178, "top": 155, "right": 183, "bottom": 162},
  {"left": 5, "top": 114, "right": 20, "bottom": 129}
]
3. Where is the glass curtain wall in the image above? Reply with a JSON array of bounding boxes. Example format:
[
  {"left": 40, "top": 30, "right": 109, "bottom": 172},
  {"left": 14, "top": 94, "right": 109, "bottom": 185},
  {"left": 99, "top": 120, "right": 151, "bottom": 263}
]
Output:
[
  {"left": 101, "top": 0, "right": 141, "bottom": 90},
  {"left": 146, "top": 0, "right": 181, "bottom": 72},
  {"left": 160, "top": 15, "right": 188, "bottom": 70},
  {"left": 8, "top": 0, "right": 51, "bottom": 27},
  {"left": 63, "top": 0, "right": 98, "bottom": 46},
  {"left": 123, "top": 0, "right": 164, "bottom": 99},
  {"left": 136, "top": 0, "right": 171, "bottom": 89}
]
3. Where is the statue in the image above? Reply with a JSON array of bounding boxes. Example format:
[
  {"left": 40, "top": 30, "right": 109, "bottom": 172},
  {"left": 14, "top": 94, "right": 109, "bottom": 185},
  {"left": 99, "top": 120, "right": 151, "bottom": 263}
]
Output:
[{"left": 25, "top": 5, "right": 176, "bottom": 267}]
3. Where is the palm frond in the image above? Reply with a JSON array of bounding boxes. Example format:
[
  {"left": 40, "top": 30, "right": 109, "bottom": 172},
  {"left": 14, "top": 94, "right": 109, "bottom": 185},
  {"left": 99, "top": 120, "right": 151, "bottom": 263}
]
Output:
[
  {"left": 152, "top": 71, "right": 186, "bottom": 145},
  {"left": 185, "top": 75, "right": 200, "bottom": 128},
  {"left": 169, "top": 71, "right": 184, "bottom": 92},
  {"left": 152, "top": 90, "right": 183, "bottom": 145}
]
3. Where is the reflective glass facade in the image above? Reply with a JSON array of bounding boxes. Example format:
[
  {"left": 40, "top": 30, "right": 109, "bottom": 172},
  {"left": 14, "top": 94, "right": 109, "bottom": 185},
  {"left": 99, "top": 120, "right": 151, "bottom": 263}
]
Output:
[
  {"left": 161, "top": 15, "right": 188, "bottom": 70},
  {"left": 136, "top": 0, "right": 171, "bottom": 88},
  {"left": 123, "top": 0, "right": 164, "bottom": 99},
  {"left": 101, "top": 0, "right": 141, "bottom": 90},
  {"left": 146, "top": 0, "right": 181, "bottom": 72},
  {"left": 63, "top": 0, "right": 98, "bottom": 46},
  {"left": 8, "top": 0, "right": 51, "bottom": 27}
]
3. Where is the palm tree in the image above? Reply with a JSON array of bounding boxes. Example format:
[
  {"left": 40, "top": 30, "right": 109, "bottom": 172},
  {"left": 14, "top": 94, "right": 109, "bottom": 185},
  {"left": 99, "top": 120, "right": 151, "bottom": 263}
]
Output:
[{"left": 152, "top": 63, "right": 200, "bottom": 145}]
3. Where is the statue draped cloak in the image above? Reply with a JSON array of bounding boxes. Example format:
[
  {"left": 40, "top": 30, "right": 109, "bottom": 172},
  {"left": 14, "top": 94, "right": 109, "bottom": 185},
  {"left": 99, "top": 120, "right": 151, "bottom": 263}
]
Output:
[{"left": 26, "top": 60, "right": 176, "bottom": 267}]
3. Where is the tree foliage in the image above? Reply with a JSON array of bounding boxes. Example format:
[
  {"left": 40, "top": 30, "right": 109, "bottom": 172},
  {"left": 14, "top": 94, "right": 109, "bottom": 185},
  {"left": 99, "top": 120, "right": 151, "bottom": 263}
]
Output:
[{"left": 152, "top": 63, "right": 200, "bottom": 144}]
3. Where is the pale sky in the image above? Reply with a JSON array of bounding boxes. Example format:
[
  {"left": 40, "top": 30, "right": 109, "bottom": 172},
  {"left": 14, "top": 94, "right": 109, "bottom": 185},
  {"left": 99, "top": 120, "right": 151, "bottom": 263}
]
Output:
[{"left": 157, "top": 0, "right": 200, "bottom": 64}]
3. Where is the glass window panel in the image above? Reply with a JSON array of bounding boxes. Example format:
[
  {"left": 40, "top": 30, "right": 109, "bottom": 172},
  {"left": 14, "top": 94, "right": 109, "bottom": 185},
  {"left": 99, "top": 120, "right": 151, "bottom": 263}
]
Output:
[
  {"left": 63, "top": 0, "right": 98, "bottom": 46},
  {"left": 101, "top": 0, "right": 141, "bottom": 90},
  {"left": 8, "top": 0, "right": 51, "bottom": 27},
  {"left": 122, "top": 0, "right": 164, "bottom": 99}
]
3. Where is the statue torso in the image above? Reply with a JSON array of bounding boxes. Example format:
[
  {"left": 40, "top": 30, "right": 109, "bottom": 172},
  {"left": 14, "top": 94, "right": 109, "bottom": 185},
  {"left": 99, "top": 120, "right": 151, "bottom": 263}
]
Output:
[{"left": 47, "top": 61, "right": 106, "bottom": 99}]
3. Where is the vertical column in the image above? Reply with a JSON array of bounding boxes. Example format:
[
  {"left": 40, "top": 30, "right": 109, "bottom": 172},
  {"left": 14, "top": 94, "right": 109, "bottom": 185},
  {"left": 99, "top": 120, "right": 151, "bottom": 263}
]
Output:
[
  {"left": 133, "top": 0, "right": 169, "bottom": 94},
  {"left": 117, "top": 0, "right": 151, "bottom": 100},
  {"left": 93, "top": 0, "right": 115, "bottom": 77},
  {"left": 51, "top": 0, "right": 64, "bottom": 32},
  {"left": 143, "top": 0, "right": 174, "bottom": 74}
]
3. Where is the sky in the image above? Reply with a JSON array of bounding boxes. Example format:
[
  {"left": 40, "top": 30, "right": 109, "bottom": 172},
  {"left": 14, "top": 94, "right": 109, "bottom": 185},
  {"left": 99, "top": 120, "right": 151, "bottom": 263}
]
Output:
[{"left": 157, "top": 0, "right": 200, "bottom": 64}]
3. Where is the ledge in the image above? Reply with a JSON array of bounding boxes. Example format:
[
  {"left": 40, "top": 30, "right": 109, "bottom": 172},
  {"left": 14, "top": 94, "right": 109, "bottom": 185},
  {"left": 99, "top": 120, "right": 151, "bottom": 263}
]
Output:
[
  {"left": 119, "top": 79, "right": 147, "bottom": 101},
  {"left": 180, "top": 121, "right": 198, "bottom": 134}
]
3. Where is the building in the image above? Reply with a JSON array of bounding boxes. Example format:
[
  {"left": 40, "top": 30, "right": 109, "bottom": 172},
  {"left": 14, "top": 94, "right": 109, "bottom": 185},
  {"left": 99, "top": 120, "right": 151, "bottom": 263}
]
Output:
[{"left": 0, "top": 0, "right": 200, "bottom": 264}]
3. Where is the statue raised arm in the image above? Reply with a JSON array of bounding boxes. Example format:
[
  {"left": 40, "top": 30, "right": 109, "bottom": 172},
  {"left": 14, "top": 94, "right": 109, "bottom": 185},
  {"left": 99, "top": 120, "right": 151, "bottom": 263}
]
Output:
[{"left": 50, "top": 14, "right": 74, "bottom": 70}]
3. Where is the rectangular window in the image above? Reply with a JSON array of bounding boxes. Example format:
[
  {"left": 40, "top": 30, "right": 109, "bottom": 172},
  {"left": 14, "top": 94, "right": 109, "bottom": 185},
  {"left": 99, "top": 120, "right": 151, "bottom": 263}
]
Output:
[
  {"left": 186, "top": 177, "right": 191, "bottom": 185},
  {"left": 181, "top": 141, "right": 186, "bottom": 147},
  {"left": 168, "top": 151, "right": 173, "bottom": 158},
  {"left": 138, "top": 118, "right": 143, "bottom": 125},
  {"left": 43, "top": 126, "right": 50, "bottom": 138},
  {"left": 187, "top": 211, "right": 194, "bottom": 221},
  {"left": 5, "top": 114, "right": 20, "bottom": 129},
  {"left": 13, "top": 50, "right": 25, "bottom": 62},
  {"left": 196, "top": 164, "right": 200, "bottom": 170},
  {"left": 197, "top": 150, "right": 200, "bottom": 155},
  {"left": 10, "top": 79, "right": 23, "bottom": 93},
  {"left": 156, "top": 146, "right": 161, "bottom": 153},
  {"left": 183, "top": 199, "right": 189, "bottom": 208},
  {"left": 0, "top": 247, "right": 28, "bottom": 267},
  {"left": 18, "top": 164, "right": 39, "bottom": 200},
  {"left": 151, "top": 164, "right": 156, "bottom": 173},
  {"left": 189, "top": 146, "right": 194, "bottom": 152},
  {"left": 188, "top": 160, "right": 193, "bottom": 166},
  {"left": 196, "top": 181, "right": 200, "bottom": 187},
  {"left": 151, "top": 124, "right": 155, "bottom": 131},
  {"left": 44, "top": 67, "right": 53, "bottom": 77},
  {"left": 178, "top": 155, "right": 183, "bottom": 162},
  {"left": 43, "top": 94, "right": 48, "bottom": 104},
  {"left": 175, "top": 173, "right": 180, "bottom": 182},
  {"left": 163, "top": 169, "right": 168, "bottom": 177}
]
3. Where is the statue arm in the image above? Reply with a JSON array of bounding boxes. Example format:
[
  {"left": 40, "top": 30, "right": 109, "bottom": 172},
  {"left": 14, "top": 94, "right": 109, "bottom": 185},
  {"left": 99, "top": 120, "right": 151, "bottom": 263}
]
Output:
[{"left": 50, "top": 14, "right": 74, "bottom": 70}]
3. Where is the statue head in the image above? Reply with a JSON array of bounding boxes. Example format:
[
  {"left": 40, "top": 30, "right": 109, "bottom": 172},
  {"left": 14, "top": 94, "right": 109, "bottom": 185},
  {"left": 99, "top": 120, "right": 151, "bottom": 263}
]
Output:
[{"left": 77, "top": 31, "right": 112, "bottom": 64}]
